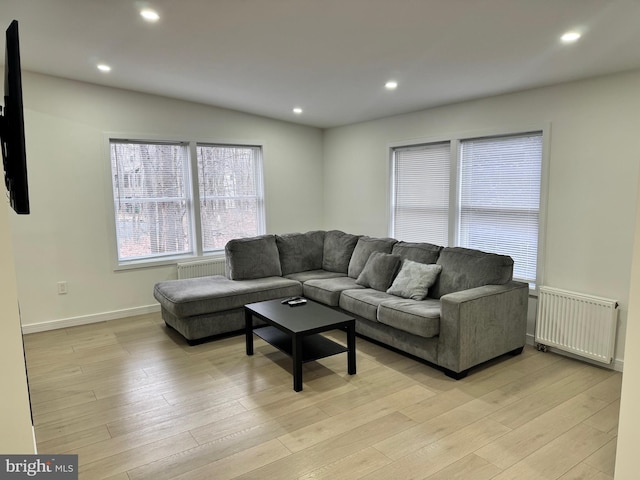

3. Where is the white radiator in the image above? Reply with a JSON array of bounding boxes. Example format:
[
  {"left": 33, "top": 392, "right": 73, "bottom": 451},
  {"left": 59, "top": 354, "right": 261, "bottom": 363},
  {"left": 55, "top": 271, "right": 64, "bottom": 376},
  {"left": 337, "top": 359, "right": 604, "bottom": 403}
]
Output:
[
  {"left": 535, "top": 286, "right": 618, "bottom": 364},
  {"left": 177, "top": 259, "right": 226, "bottom": 279}
]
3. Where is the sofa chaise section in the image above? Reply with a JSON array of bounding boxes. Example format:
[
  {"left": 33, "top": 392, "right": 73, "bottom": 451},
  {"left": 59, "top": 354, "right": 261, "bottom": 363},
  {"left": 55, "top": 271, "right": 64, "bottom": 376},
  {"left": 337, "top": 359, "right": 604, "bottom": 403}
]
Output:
[{"left": 154, "top": 275, "right": 301, "bottom": 343}]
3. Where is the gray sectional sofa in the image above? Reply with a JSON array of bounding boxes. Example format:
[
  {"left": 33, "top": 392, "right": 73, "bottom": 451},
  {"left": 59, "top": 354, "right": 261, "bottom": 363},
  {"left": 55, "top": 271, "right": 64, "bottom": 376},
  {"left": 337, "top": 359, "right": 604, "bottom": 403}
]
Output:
[{"left": 153, "top": 230, "right": 529, "bottom": 379}]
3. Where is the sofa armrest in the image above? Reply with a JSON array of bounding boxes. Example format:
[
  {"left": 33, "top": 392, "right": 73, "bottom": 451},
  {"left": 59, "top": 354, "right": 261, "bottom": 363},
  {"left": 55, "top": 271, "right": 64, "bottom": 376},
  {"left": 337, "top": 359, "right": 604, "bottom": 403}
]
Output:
[{"left": 436, "top": 281, "right": 529, "bottom": 374}]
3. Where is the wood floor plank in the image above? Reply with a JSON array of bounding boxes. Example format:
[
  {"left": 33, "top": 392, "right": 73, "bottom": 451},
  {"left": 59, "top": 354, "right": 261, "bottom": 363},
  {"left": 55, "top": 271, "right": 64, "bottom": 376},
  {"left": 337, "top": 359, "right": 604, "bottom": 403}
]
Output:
[
  {"left": 584, "top": 372, "right": 623, "bottom": 403},
  {"left": 487, "top": 364, "right": 612, "bottom": 429},
  {"left": 583, "top": 437, "right": 617, "bottom": 477},
  {"left": 374, "top": 394, "right": 508, "bottom": 460},
  {"left": 106, "top": 397, "right": 248, "bottom": 438},
  {"left": 475, "top": 392, "right": 609, "bottom": 470},
  {"left": 172, "top": 438, "right": 291, "bottom": 480},
  {"left": 277, "top": 384, "right": 435, "bottom": 453},
  {"left": 297, "top": 446, "right": 392, "bottom": 480},
  {"left": 399, "top": 387, "right": 476, "bottom": 423},
  {"left": 129, "top": 406, "right": 329, "bottom": 480},
  {"left": 424, "top": 453, "right": 502, "bottom": 480},
  {"left": 558, "top": 463, "right": 613, "bottom": 480},
  {"left": 29, "top": 390, "right": 97, "bottom": 416},
  {"left": 22, "top": 312, "right": 622, "bottom": 480},
  {"left": 191, "top": 403, "right": 328, "bottom": 446},
  {"left": 35, "top": 424, "right": 112, "bottom": 455},
  {"left": 365, "top": 417, "right": 511, "bottom": 480},
  {"left": 583, "top": 399, "right": 621, "bottom": 434},
  {"left": 232, "top": 412, "right": 418, "bottom": 480},
  {"left": 79, "top": 431, "right": 199, "bottom": 479},
  {"left": 490, "top": 423, "right": 613, "bottom": 480}
]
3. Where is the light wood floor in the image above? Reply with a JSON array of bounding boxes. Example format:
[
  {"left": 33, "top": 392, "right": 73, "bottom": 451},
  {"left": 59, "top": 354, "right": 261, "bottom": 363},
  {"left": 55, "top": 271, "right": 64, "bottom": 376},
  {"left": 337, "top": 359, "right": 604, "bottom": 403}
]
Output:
[{"left": 23, "top": 312, "right": 621, "bottom": 480}]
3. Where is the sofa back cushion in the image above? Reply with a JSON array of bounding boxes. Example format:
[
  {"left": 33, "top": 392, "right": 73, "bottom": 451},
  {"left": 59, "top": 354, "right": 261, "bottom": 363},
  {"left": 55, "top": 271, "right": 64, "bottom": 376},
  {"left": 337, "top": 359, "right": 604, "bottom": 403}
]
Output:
[
  {"left": 348, "top": 236, "right": 398, "bottom": 278},
  {"left": 322, "top": 230, "right": 361, "bottom": 273},
  {"left": 276, "top": 231, "right": 325, "bottom": 275},
  {"left": 429, "top": 247, "right": 514, "bottom": 299},
  {"left": 225, "top": 235, "right": 282, "bottom": 280},
  {"left": 391, "top": 241, "right": 442, "bottom": 265}
]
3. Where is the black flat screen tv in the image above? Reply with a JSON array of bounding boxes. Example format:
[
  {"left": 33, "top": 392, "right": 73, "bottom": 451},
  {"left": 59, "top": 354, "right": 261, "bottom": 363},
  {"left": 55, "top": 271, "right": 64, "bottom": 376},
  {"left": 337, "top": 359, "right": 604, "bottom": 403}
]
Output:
[{"left": 0, "top": 20, "right": 29, "bottom": 214}]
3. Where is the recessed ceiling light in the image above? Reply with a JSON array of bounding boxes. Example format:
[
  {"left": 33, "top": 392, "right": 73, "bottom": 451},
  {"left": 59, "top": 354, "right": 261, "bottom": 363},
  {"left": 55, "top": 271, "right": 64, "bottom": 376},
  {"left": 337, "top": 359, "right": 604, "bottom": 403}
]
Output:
[
  {"left": 97, "top": 64, "right": 111, "bottom": 72},
  {"left": 140, "top": 8, "right": 160, "bottom": 22},
  {"left": 561, "top": 31, "right": 581, "bottom": 43},
  {"left": 293, "top": 107, "right": 303, "bottom": 115},
  {"left": 385, "top": 81, "right": 398, "bottom": 90}
]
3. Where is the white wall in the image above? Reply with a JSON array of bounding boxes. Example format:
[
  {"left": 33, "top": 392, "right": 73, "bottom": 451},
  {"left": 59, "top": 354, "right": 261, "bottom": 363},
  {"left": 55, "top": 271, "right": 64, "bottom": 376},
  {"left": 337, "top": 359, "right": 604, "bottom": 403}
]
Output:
[
  {"left": 0, "top": 204, "right": 36, "bottom": 453},
  {"left": 10, "top": 72, "right": 324, "bottom": 329},
  {"left": 323, "top": 70, "right": 640, "bottom": 366}
]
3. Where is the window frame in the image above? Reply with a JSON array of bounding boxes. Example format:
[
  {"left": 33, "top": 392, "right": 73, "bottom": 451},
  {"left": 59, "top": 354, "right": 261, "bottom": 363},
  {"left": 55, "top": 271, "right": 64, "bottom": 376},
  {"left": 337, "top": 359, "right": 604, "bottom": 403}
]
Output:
[
  {"left": 389, "top": 125, "right": 550, "bottom": 293},
  {"left": 105, "top": 134, "right": 266, "bottom": 270}
]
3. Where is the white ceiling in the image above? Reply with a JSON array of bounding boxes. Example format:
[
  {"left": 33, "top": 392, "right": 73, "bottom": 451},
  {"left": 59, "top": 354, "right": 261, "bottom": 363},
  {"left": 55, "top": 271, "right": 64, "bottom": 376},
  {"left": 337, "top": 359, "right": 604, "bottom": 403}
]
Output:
[{"left": 2, "top": 0, "right": 640, "bottom": 128}]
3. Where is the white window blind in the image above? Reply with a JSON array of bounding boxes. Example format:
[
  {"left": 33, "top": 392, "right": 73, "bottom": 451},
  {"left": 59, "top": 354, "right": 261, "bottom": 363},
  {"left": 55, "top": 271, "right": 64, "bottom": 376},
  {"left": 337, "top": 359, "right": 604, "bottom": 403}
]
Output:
[
  {"left": 458, "top": 132, "right": 542, "bottom": 286},
  {"left": 392, "top": 142, "right": 451, "bottom": 245},
  {"left": 110, "top": 141, "right": 192, "bottom": 262},
  {"left": 196, "top": 144, "right": 264, "bottom": 252}
]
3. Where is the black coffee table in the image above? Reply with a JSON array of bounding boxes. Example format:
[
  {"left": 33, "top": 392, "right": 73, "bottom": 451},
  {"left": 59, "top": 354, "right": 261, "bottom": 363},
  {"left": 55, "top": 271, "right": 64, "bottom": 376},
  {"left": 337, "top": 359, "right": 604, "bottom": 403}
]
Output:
[{"left": 245, "top": 298, "right": 356, "bottom": 392}]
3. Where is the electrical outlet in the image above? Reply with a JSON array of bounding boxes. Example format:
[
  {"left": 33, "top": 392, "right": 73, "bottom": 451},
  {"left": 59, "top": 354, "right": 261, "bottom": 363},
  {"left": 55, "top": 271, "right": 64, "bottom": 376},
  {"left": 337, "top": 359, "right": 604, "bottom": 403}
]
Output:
[{"left": 57, "top": 281, "right": 68, "bottom": 295}]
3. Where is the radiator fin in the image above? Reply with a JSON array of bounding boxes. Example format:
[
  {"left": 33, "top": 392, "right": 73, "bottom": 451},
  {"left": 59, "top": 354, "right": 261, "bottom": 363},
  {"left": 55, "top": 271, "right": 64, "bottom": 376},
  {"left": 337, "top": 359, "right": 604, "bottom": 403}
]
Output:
[
  {"left": 177, "top": 259, "right": 225, "bottom": 279},
  {"left": 535, "top": 286, "right": 618, "bottom": 364}
]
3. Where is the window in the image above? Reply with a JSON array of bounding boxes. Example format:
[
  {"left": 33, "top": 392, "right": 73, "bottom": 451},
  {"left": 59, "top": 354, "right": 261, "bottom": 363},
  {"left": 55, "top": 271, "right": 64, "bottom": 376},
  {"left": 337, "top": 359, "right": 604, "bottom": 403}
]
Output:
[
  {"left": 459, "top": 134, "right": 542, "bottom": 286},
  {"left": 391, "top": 131, "right": 544, "bottom": 288},
  {"left": 196, "top": 144, "right": 264, "bottom": 252},
  {"left": 110, "top": 141, "right": 192, "bottom": 261},
  {"left": 109, "top": 139, "right": 265, "bottom": 265},
  {"left": 392, "top": 142, "right": 450, "bottom": 246}
]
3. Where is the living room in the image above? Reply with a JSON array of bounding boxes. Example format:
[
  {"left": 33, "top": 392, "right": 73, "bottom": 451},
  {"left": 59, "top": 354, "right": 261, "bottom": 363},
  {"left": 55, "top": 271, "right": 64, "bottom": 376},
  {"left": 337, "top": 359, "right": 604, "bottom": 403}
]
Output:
[{"left": 1, "top": 1, "right": 640, "bottom": 478}]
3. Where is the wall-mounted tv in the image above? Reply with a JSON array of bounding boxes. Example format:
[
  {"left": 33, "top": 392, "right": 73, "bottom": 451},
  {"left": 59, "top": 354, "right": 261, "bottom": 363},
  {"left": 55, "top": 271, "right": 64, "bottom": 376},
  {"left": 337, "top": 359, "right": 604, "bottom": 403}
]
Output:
[{"left": 0, "top": 20, "right": 29, "bottom": 215}]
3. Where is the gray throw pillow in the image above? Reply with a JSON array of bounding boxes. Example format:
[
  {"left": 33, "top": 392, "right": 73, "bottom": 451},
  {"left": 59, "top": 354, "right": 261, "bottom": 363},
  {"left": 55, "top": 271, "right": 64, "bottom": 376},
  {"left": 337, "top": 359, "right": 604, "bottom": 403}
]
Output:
[
  {"left": 356, "top": 252, "right": 402, "bottom": 291},
  {"left": 386, "top": 260, "right": 443, "bottom": 300}
]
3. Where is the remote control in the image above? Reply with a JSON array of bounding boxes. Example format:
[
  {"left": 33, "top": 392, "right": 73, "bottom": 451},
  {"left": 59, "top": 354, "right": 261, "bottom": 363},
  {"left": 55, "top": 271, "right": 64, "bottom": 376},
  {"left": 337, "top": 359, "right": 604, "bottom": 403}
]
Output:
[{"left": 281, "top": 296, "right": 301, "bottom": 304}]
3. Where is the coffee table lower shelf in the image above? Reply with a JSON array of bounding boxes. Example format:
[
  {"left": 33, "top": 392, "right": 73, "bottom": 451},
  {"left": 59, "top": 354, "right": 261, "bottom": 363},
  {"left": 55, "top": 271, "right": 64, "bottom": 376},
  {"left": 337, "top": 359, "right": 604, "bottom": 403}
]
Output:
[{"left": 254, "top": 326, "right": 348, "bottom": 363}]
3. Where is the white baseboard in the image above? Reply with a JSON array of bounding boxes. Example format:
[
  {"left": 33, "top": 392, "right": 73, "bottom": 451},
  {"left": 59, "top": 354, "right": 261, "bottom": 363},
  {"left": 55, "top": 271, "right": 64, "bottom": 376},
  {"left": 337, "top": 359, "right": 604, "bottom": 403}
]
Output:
[
  {"left": 21, "top": 304, "right": 161, "bottom": 334},
  {"left": 525, "top": 333, "right": 623, "bottom": 372}
]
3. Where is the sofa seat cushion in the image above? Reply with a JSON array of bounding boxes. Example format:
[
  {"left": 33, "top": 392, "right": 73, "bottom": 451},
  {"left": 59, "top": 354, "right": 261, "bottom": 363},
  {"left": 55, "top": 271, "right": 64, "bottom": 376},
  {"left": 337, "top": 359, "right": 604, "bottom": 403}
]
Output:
[
  {"left": 276, "top": 231, "right": 325, "bottom": 275},
  {"left": 339, "top": 288, "right": 397, "bottom": 322},
  {"left": 430, "top": 247, "right": 514, "bottom": 299},
  {"left": 303, "top": 276, "right": 362, "bottom": 306},
  {"left": 154, "top": 275, "right": 301, "bottom": 318},
  {"left": 285, "top": 269, "right": 346, "bottom": 283},
  {"left": 377, "top": 298, "right": 441, "bottom": 338}
]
